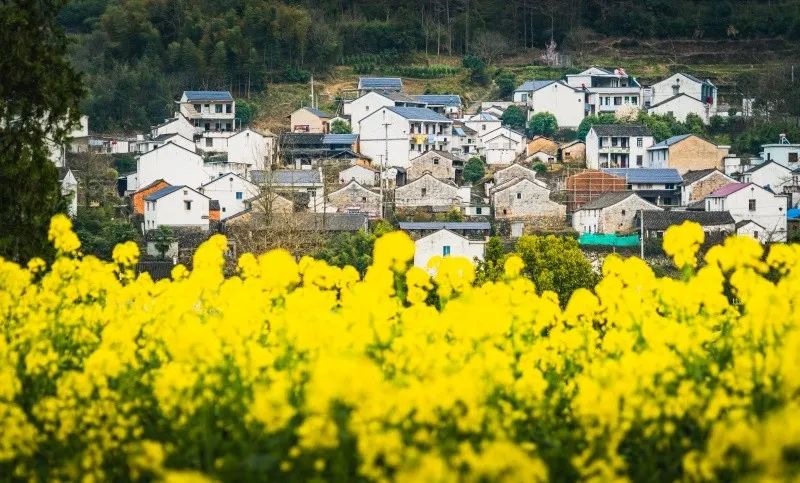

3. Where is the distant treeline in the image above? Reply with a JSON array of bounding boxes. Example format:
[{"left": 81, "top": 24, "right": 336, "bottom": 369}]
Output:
[{"left": 60, "top": 0, "right": 800, "bottom": 131}]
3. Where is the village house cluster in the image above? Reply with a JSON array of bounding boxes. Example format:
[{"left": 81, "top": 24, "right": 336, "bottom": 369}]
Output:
[{"left": 53, "top": 69, "right": 800, "bottom": 269}]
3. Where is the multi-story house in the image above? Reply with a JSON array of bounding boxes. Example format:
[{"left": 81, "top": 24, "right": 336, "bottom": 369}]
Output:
[
  {"left": 706, "top": 182, "right": 788, "bottom": 242},
  {"left": 513, "top": 80, "right": 586, "bottom": 128},
  {"left": 647, "top": 73, "right": 717, "bottom": 120},
  {"left": 177, "top": 91, "right": 236, "bottom": 153},
  {"left": 646, "top": 134, "right": 729, "bottom": 174},
  {"left": 344, "top": 91, "right": 426, "bottom": 134},
  {"left": 759, "top": 134, "right": 800, "bottom": 169},
  {"left": 413, "top": 95, "right": 463, "bottom": 119},
  {"left": 565, "top": 67, "right": 642, "bottom": 115},
  {"left": 451, "top": 123, "right": 481, "bottom": 158},
  {"left": 586, "top": 125, "right": 654, "bottom": 169},
  {"left": 359, "top": 106, "right": 453, "bottom": 169},
  {"left": 602, "top": 168, "right": 683, "bottom": 207}
]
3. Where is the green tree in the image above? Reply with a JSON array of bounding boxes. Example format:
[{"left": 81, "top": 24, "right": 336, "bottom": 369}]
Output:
[
  {"left": 463, "top": 157, "right": 486, "bottom": 184},
  {"left": 151, "top": 225, "right": 173, "bottom": 259},
  {"left": 527, "top": 112, "right": 558, "bottom": 137},
  {"left": 495, "top": 70, "right": 517, "bottom": 99},
  {"left": 514, "top": 235, "right": 598, "bottom": 306},
  {"left": 501, "top": 106, "right": 527, "bottom": 131},
  {"left": 531, "top": 162, "right": 547, "bottom": 175},
  {"left": 330, "top": 119, "right": 352, "bottom": 134},
  {"left": 0, "top": 0, "right": 84, "bottom": 262},
  {"left": 73, "top": 207, "right": 138, "bottom": 260},
  {"left": 235, "top": 99, "right": 258, "bottom": 126},
  {"left": 314, "top": 230, "right": 375, "bottom": 276},
  {"left": 475, "top": 236, "right": 506, "bottom": 283}
]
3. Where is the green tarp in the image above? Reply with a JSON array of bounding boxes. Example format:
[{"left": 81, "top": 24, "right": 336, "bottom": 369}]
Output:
[{"left": 578, "top": 233, "right": 640, "bottom": 247}]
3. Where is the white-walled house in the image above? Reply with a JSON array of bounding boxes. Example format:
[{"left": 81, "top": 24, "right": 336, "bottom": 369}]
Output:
[
  {"left": 199, "top": 172, "right": 259, "bottom": 220},
  {"left": 649, "top": 73, "right": 717, "bottom": 114},
  {"left": 178, "top": 91, "right": 235, "bottom": 133},
  {"left": 706, "top": 182, "right": 788, "bottom": 242},
  {"left": 513, "top": 80, "right": 586, "bottom": 128},
  {"left": 647, "top": 93, "right": 712, "bottom": 123},
  {"left": 339, "top": 164, "right": 379, "bottom": 186},
  {"left": 565, "top": 67, "right": 642, "bottom": 116},
  {"left": 759, "top": 135, "right": 800, "bottom": 169},
  {"left": 482, "top": 127, "right": 526, "bottom": 165},
  {"left": 227, "top": 128, "right": 275, "bottom": 170},
  {"left": 359, "top": 106, "right": 453, "bottom": 169},
  {"left": 586, "top": 125, "right": 654, "bottom": 169},
  {"left": 413, "top": 229, "right": 485, "bottom": 270},
  {"left": 152, "top": 114, "right": 196, "bottom": 140},
  {"left": 345, "top": 91, "right": 426, "bottom": 134},
  {"left": 59, "top": 168, "right": 78, "bottom": 218},
  {"left": 463, "top": 113, "right": 502, "bottom": 136},
  {"left": 135, "top": 142, "right": 209, "bottom": 191},
  {"left": 143, "top": 185, "right": 210, "bottom": 232},
  {"left": 740, "top": 160, "right": 795, "bottom": 193},
  {"left": 451, "top": 123, "right": 481, "bottom": 158},
  {"left": 413, "top": 95, "right": 463, "bottom": 119}
]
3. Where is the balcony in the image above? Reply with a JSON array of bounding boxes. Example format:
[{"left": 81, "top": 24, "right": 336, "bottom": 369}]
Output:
[
  {"left": 599, "top": 146, "right": 630, "bottom": 154},
  {"left": 410, "top": 133, "right": 450, "bottom": 145}
]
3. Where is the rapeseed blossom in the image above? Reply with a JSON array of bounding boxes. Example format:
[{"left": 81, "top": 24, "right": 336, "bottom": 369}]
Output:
[{"left": 0, "top": 218, "right": 798, "bottom": 481}]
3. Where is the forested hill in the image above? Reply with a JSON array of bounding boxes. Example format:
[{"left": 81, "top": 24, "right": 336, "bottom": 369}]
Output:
[{"left": 61, "top": 0, "right": 800, "bottom": 132}]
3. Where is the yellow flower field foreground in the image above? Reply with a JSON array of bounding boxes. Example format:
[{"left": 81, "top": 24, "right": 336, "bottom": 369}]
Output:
[{"left": 2, "top": 215, "right": 800, "bottom": 482}]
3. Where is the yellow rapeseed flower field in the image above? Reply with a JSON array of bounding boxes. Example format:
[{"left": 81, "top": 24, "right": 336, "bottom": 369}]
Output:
[{"left": 1, "top": 214, "right": 800, "bottom": 481}]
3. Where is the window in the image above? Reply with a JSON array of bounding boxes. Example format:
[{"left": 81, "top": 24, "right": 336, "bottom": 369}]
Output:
[
  {"left": 753, "top": 231, "right": 759, "bottom": 239},
  {"left": 636, "top": 155, "right": 643, "bottom": 166},
  {"left": 193, "top": 104, "right": 201, "bottom": 112},
  {"left": 225, "top": 123, "right": 232, "bottom": 131},
  {"left": 365, "top": 105, "right": 370, "bottom": 111},
  {"left": 482, "top": 124, "right": 486, "bottom": 131},
  {"left": 637, "top": 138, "right": 643, "bottom": 147},
  {"left": 203, "top": 104, "right": 210, "bottom": 112},
  {"left": 516, "top": 192, "right": 522, "bottom": 199},
  {"left": 433, "top": 158, "right": 439, "bottom": 165},
  {"left": 749, "top": 199, "right": 757, "bottom": 211},
  {"left": 665, "top": 183, "right": 675, "bottom": 190},
  {"left": 442, "top": 245, "right": 451, "bottom": 256},
  {"left": 206, "top": 138, "right": 213, "bottom": 147},
  {"left": 215, "top": 104, "right": 223, "bottom": 113},
  {"left": 222, "top": 207, "right": 226, "bottom": 212},
  {"left": 421, "top": 188, "right": 427, "bottom": 196},
  {"left": 184, "top": 200, "right": 192, "bottom": 210},
  {"left": 631, "top": 97, "right": 638, "bottom": 105},
  {"left": 235, "top": 192, "right": 243, "bottom": 200},
  {"left": 476, "top": 207, "right": 482, "bottom": 215},
  {"left": 226, "top": 104, "right": 232, "bottom": 113},
  {"left": 790, "top": 152, "right": 799, "bottom": 163},
  {"left": 521, "top": 94, "right": 528, "bottom": 102},
  {"left": 614, "top": 97, "right": 622, "bottom": 105},
  {"left": 621, "top": 209, "right": 626, "bottom": 215},
  {"left": 361, "top": 197, "right": 367, "bottom": 202}
]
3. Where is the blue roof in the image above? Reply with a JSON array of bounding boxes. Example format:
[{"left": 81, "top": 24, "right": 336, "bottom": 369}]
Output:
[
  {"left": 387, "top": 106, "right": 451, "bottom": 122},
  {"left": 414, "top": 94, "right": 462, "bottom": 107},
  {"left": 602, "top": 168, "right": 683, "bottom": 184},
  {"left": 322, "top": 134, "right": 359, "bottom": 145},
  {"left": 144, "top": 185, "right": 185, "bottom": 201},
  {"left": 788, "top": 208, "right": 800, "bottom": 220},
  {"left": 648, "top": 134, "right": 692, "bottom": 149},
  {"left": 183, "top": 91, "right": 233, "bottom": 102},
  {"left": 514, "top": 80, "right": 556, "bottom": 93},
  {"left": 453, "top": 127, "right": 466, "bottom": 136},
  {"left": 359, "top": 77, "right": 403, "bottom": 90},
  {"left": 472, "top": 113, "right": 499, "bottom": 121}
]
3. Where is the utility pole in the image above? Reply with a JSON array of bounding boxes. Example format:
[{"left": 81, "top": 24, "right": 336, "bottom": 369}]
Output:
[
  {"left": 381, "top": 116, "right": 390, "bottom": 219},
  {"left": 310, "top": 75, "right": 315, "bottom": 109},
  {"left": 639, "top": 209, "right": 645, "bottom": 259}
]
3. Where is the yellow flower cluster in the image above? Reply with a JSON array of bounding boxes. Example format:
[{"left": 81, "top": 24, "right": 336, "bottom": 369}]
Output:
[{"left": 1, "top": 215, "right": 799, "bottom": 481}]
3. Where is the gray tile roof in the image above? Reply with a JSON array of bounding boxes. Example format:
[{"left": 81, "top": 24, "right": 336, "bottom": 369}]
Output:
[
  {"left": 387, "top": 106, "right": 452, "bottom": 122},
  {"left": 359, "top": 77, "right": 403, "bottom": 90},
  {"left": 281, "top": 133, "right": 325, "bottom": 146},
  {"left": 648, "top": 134, "right": 692, "bottom": 149},
  {"left": 743, "top": 160, "right": 791, "bottom": 174},
  {"left": 144, "top": 185, "right": 185, "bottom": 201},
  {"left": 322, "top": 134, "right": 359, "bottom": 145},
  {"left": 602, "top": 168, "right": 682, "bottom": 184},
  {"left": 304, "top": 107, "right": 333, "bottom": 118},
  {"left": 682, "top": 168, "right": 718, "bottom": 185},
  {"left": 250, "top": 169, "right": 321, "bottom": 185},
  {"left": 639, "top": 210, "right": 735, "bottom": 230},
  {"left": 648, "top": 93, "right": 704, "bottom": 109},
  {"left": 293, "top": 213, "right": 368, "bottom": 231},
  {"left": 578, "top": 191, "right": 637, "bottom": 210},
  {"left": 413, "top": 94, "right": 462, "bottom": 107},
  {"left": 382, "top": 91, "right": 425, "bottom": 104},
  {"left": 399, "top": 221, "right": 491, "bottom": 230},
  {"left": 514, "top": 80, "right": 556, "bottom": 92},
  {"left": 183, "top": 91, "right": 233, "bottom": 102},
  {"left": 209, "top": 200, "right": 220, "bottom": 211},
  {"left": 591, "top": 124, "right": 652, "bottom": 137}
]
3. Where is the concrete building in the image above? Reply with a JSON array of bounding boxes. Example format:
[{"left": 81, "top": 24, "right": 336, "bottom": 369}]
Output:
[
  {"left": 177, "top": 91, "right": 235, "bottom": 153},
  {"left": 759, "top": 135, "right": 800, "bottom": 169},
  {"left": 648, "top": 73, "right": 717, "bottom": 117},
  {"left": 412, "top": 229, "right": 485, "bottom": 270},
  {"left": 637, "top": 210, "right": 735, "bottom": 239},
  {"left": 135, "top": 142, "right": 209, "bottom": 191},
  {"left": 413, "top": 95, "right": 463, "bottom": 119},
  {"left": 572, "top": 191, "right": 661, "bottom": 234},
  {"left": 199, "top": 172, "right": 259, "bottom": 220},
  {"left": 647, "top": 94, "right": 713, "bottom": 124},
  {"left": 602, "top": 168, "right": 683, "bottom": 207},
  {"left": 132, "top": 179, "right": 171, "bottom": 216},
  {"left": 345, "top": 91, "right": 425, "bottom": 134},
  {"left": 359, "top": 106, "right": 453, "bottom": 169},
  {"left": 482, "top": 127, "right": 526, "bottom": 165},
  {"left": 565, "top": 67, "right": 642, "bottom": 116},
  {"left": 706, "top": 182, "right": 788, "bottom": 242},
  {"left": 226, "top": 128, "right": 276, "bottom": 170},
  {"left": 646, "top": 134, "right": 729, "bottom": 174},
  {"left": 289, "top": 107, "right": 333, "bottom": 134},
  {"left": 143, "top": 185, "right": 210, "bottom": 232},
  {"left": 586, "top": 125, "right": 654, "bottom": 169},
  {"left": 339, "top": 164, "right": 378, "bottom": 186},
  {"left": 740, "top": 160, "right": 795, "bottom": 193},
  {"left": 513, "top": 80, "right": 586, "bottom": 128},
  {"left": 463, "top": 113, "right": 501, "bottom": 136},
  {"left": 357, "top": 77, "right": 403, "bottom": 96}
]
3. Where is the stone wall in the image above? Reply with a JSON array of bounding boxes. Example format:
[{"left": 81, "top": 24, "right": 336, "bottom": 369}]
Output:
[
  {"left": 599, "top": 196, "right": 660, "bottom": 233},
  {"left": 325, "top": 182, "right": 381, "bottom": 216},
  {"left": 688, "top": 172, "right": 733, "bottom": 202},
  {"left": 406, "top": 151, "right": 456, "bottom": 181},
  {"left": 668, "top": 137, "right": 727, "bottom": 174},
  {"left": 395, "top": 174, "right": 459, "bottom": 208},
  {"left": 494, "top": 179, "right": 567, "bottom": 219}
]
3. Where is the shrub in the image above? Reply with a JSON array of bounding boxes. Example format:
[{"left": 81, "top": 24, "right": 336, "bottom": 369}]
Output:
[
  {"left": 2, "top": 217, "right": 800, "bottom": 482},
  {"left": 527, "top": 112, "right": 558, "bottom": 137}
]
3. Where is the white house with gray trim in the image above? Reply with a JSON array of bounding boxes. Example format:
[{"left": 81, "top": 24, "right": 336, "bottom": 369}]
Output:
[
  {"left": 586, "top": 124, "right": 654, "bottom": 169},
  {"left": 199, "top": 172, "right": 259, "bottom": 220},
  {"left": 143, "top": 185, "right": 210, "bottom": 232},
  {"left": 413, "top": 229, "right": 485, "bottom": 270},
  {"left": 513, "top": 79, "right": 586, "bottom": 128}
]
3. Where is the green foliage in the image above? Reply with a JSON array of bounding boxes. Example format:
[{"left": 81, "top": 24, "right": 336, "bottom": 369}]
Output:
[
  {"left": 475, "top": 236, "right": 506, "bottom": 283},
  {"left": 372, "top": 219, "right": 394, "bottom": 237},
  {"left": 314, "top": 230, "right": 375, "bottom": 275},
  {"left": 531, "top": 162, "right": 547, "bottom": 175},
  {"left": 1, "top": 0, "right": 83, "bottom": 263},
  {"left": 501, "top": 106, "right": 527, "bottom": 131},
  {"left": 495, "top": 70, "right": 517, "bottom": 99},
  {"left": 151, "top": 225, "right": 173, "bottom": 259},
  {"left": 235, "top": 99, "right": 258, "bottom": 126},
  {"left": 330, "top": 119, "right": 352, "bottom": 134},
  {"left": 463, "top": 157, "right": 486, "bottom": 184},
  {"left": 114, "top": 155, "right": 136, "bottom": 174},
  {"left": 73, "top": 207, "right": 138, "bottom": 260},
  {"left": 514, "top": 235, "right": 599, "bottom": 305},
  {"left": 463, "top": 55, "right": 489, "bottom": 85},
  {"left": 577, "top": 113, "right": 617, "bottom": 141},
  {"left": 527, "top": 112, "right": 558, "bottom": 137}
]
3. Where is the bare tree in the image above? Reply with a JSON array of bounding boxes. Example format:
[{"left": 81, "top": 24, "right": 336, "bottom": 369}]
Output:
[{"left": 472, "top": 31, "right": 510, "bottom": 65}]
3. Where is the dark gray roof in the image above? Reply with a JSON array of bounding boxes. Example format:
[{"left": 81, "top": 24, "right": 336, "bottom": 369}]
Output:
[
  {"left": 744, "top": 160, "right": 791, "bottom": 174},
  {"left": 680, "top": 72, "right": 714, "bottom": 86},
  {"left": 735, "top": 219, "right": 765, "bottom": 229},
  {"left": 183, "top": 91, "right": 233, "bottom": 102},
  {"left": 682, "top": 169, "right": 719, "bottom": 185},
  {"left": 281, "top": 133, "right": 325, "bottom": 146},
  {"left": 144, "top": 185, "right": 185, "bottom": 201},
  {"left": 250, "top": 169, "right": 321, "bottom": 185},
  {"left": 387, "top": 106, "right": 452, "bottom": 122},
  {"left": 591, "top": 124, "right": 652, "bottom": 137},
  {"left": 648, "top": 93, "right": 704, "bottom": 109},
  {"left": 579, "top": 191, "right": 637, "bottom": 210},
  {"left": 303, "top": 107, "right": 333, "bottom": 118},
  {"left": 381, "top": 91, "right": 425, "bottom": 104},
  {"left": 359, "top": 77, "right": 403, "bottom": 90},
  {"left": 322, "top": 134, "right": 359, "bottom": 145},
  {"left": 602, "top": 168, "right": 682, "bottom": 184},
  {"left": 648, "top": 134, "right": 692, "bottom": 149},
  {"left": 293, "top": 213, "right": 368, "bottom": 232},
  {"left": 515, "top": 80, "right": 556, "bottom": 92},
  {"left": 209, "top": 200, "right": 220, "bottom": 210},
  {"left": 639, "top": 210, "right": 735, "bottom": 230},
  {"left": 413, "top": 94, "right": 462, "bottom": 107},
  {"left": 399, "top": 221, "right": 491, "bottom": 230}
]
